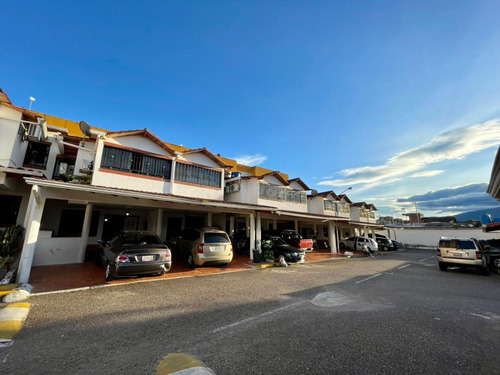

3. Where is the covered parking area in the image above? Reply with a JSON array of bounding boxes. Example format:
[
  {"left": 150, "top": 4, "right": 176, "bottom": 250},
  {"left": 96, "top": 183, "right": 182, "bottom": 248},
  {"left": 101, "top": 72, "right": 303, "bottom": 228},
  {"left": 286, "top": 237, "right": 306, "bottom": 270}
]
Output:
[{"left": 16, "top": 177, "right": 272, "bottom": 283}]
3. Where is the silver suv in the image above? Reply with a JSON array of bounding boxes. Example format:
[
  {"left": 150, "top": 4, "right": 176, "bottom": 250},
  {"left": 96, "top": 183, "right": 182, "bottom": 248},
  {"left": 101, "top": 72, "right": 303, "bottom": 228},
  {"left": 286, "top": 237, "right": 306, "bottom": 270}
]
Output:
[
  {"left": 172, "top": 227, "right": 233, "bottom": 268},
  {"left": 437, "top": 237, "right": 490, "bottom": 276}
]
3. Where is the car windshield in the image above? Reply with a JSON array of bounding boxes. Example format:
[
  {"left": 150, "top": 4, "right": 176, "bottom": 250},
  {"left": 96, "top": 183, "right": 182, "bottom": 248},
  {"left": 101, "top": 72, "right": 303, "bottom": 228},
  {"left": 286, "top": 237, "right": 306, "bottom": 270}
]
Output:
[
  {"left": 121, "top": 233, "right": 162, "bottom": 246},
  {"left": 204, "top": 232, "right": 230, "bottom": 243},
  {"left": 272, "top": 237, "right": 288, "bottom": 246}
]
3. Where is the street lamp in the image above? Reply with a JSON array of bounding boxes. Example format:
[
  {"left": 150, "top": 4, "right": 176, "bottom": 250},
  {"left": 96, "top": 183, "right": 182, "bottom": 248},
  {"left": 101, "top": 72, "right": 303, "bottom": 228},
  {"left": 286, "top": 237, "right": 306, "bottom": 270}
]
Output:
[{"left": 338, "top": 187, "right": 352, "bottom": 195}]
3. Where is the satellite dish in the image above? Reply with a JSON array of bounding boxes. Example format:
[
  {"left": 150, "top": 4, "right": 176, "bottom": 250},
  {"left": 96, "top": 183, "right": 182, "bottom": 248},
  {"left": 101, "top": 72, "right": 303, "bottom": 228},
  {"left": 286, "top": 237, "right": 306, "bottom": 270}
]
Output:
[{"left": 79, "top": 121, "right": 92, "bottom": 137}]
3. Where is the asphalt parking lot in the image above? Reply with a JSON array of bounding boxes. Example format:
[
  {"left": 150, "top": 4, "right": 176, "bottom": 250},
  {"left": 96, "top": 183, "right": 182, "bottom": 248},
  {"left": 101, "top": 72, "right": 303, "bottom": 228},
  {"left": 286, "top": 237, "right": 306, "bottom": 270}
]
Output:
[{"left": 1, "top": 249, "right": 499, "bottom": 374}]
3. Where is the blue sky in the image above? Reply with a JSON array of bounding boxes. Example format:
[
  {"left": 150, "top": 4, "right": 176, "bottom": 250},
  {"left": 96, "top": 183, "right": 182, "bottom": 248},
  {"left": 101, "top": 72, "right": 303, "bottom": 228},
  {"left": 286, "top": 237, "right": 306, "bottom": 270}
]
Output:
[{"left": 2, "top": 1, "right": 500, "bottom": 218}]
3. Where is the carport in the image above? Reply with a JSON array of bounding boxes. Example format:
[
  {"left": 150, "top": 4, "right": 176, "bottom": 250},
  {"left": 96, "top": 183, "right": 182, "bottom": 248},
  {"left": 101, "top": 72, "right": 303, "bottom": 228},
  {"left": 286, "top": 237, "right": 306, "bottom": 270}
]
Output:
[{"left": 17, "top": 177, "right": 274, "bottom": 283}]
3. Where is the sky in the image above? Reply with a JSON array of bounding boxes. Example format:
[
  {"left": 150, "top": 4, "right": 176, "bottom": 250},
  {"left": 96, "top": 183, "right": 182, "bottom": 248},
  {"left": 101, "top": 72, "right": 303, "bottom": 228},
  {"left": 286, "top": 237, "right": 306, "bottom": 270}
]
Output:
[{"left": 2, "top": 0, "right": 500, "bottom": 219}]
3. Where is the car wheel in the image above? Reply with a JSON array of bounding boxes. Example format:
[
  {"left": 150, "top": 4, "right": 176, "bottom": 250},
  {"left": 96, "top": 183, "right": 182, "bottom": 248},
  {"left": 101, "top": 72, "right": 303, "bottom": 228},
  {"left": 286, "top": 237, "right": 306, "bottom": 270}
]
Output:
[
  {"left": 438, "top": 262, "right": 447, "bottom": 271},
  {"left": 494, "top": 258, "right": 500, "bottom": 269},
  {"left": 105, "top": 262, "right": 115, "bottom": 281},
  {"left": 186, "top": 254, "right": 196, "bottom": 269},
  {"left": 340, "top": 243, "right": 346, "bottom": 249}
]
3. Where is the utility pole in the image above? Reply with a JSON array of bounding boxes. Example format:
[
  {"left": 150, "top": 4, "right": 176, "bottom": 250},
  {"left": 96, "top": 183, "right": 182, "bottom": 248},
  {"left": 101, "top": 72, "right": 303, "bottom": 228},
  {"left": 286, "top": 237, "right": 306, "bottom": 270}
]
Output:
[{"left": 413, "top": 202, "right": 419, "bottom": 224}]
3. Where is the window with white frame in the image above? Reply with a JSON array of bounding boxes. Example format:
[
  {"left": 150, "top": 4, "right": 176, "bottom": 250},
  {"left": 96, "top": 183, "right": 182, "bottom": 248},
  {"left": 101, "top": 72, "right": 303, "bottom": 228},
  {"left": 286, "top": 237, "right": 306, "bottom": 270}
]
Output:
[
  {"left": 101, "top": 145, "right": 172, "bottom": 179},
  {"left": 324, "top": 200, "right": 335, "bottom": 211},
  {"left": 259, "top": 184, "right": 306, "bottom": 204},
  {"left": 174, "top": 162, "right": 221, "bottom": 188}
]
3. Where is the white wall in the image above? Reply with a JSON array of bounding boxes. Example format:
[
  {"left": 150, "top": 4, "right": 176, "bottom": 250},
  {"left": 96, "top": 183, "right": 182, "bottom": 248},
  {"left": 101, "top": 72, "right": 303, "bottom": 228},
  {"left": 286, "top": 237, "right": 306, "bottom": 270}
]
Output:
[
  {"left": 107, "top": 135, "right": 173, "bottom": 156},
  {"left": 378, "top": 228, "right": 500, "bottom": 248},
  {"left": 180, "top": 153, "right": 220, "bottom": 169},
  {"left": 174, "top": 182, "right": 223, "bottom": 200},
  {"left": 0, "top": 106, "right": 22, "bottom": 167},
  {"left": 307, "top": 196, "right": 324, "bottom": 214},
  {"left": 33, "top": 237, "right": 85, "bottom": 265}
]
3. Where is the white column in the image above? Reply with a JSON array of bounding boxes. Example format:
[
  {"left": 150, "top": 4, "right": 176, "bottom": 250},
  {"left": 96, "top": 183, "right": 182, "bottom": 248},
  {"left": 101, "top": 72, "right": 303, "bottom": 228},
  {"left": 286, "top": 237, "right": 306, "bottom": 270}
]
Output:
[
  {"left": 249, "top": 213, "right": 255, "bottom": 260},
  {"left": 207, "top": 212, "right": 213, "bottom": 227},
  {"left": 328, "top": 221, "right": 337, "bottom": 253},
  {"left": 156, "top": 209, "right": 163, "bottom": 236},
  {"left": 78, "top": 203, "right": 93, "bottom": 263},
  {"left": 17, "top": 186, "right": 46, "bottom": 283},
  {"left": 169, "top": 159, "right": 177, "bottom": 194},
  {"left": 256, "top": 211, "right": 262, "bottom": 251},
  {"left": 229, "top": 215, "right": 235, "bottom": 236},
  {"left": 272, "top": 218, "right": 277, "bottom": 230},
  {"left": 245, "top": 215, "right": 250, "bottom": 237}
]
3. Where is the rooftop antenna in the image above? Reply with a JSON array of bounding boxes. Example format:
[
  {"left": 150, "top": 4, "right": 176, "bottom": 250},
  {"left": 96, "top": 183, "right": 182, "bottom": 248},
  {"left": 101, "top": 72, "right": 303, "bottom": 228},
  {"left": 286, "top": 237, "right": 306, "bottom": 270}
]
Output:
[
  {"left": 28, "top": 97, "right": 36, "bottom": 110},
  {"left": 79, "top": 121, "right": 92, "bottom": 146}
]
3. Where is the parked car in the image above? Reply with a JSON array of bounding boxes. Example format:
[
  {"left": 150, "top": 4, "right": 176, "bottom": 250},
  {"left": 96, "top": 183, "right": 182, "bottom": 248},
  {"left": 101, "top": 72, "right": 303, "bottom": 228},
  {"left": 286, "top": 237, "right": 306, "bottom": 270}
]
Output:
[
  {"left": 479, "top": 239, "right": 500, "bottom": 270},
  {"left": 263, "top": 229, "right": 314, "bottom": 252},
  {"left": 261, "top": 234, "right": 306, "bottom": 263},
  {"left": 437, "top": 237, "right": 490, "bottom": 275},
  {"left": 376, "top": 237, "right": 395, "bottom": 251},
  {"left": 339, "top": 236, "right": 378, "bottom": 253},
  {"left": 170, "top": 227, "right": 233, "bottom": 268},
  {"left": 391, "top": 240, "right": 403, "bottom": 249},
  {"left": 97, "top": 231, "right": 172, "bottom": 281}
]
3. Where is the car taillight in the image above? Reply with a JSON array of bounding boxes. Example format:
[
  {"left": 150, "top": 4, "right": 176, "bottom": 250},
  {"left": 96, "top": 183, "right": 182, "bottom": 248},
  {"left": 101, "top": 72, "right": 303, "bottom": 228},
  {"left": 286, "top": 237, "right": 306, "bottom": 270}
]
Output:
[
  {"left": 117, "top": 254, "right": 129, "bottom": 263},
  {"left": 476, "top": 251, "right": 482, "bottom": 260},
  {"left": 230, "top": 245, "right": 233, "bottom": 252},
  {"left": 437, "top": 248, "right": 441, "bottom": 256},
  {"left": 162, "top": 251, "right": 171, "bottom": 261},
  {"left": 198, "top": 244, "right": 204, "bottom": 254}
]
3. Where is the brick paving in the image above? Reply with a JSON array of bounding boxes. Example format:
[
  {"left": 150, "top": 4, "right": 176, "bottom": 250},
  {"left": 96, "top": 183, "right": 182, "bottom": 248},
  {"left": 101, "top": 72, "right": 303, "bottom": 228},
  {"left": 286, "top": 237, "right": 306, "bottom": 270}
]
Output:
[{"left": 29, "top": 250, "right": 352, "bottom": 294}]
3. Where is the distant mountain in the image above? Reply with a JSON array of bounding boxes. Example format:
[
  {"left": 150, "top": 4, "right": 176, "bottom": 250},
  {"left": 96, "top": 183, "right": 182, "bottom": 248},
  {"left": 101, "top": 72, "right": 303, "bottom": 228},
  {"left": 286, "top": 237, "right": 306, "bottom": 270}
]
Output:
[{"left": 454, "top": 207, "right": 500, "bottom": 222}]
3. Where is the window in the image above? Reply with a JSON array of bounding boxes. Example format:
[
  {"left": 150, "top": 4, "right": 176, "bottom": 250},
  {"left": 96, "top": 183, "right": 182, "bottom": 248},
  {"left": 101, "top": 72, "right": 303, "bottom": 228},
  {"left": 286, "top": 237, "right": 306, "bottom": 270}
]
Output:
[
  {"left": 53, "top": 157, "right": 75, "bottom": 180},
  {"left": 23, "top": 141, "right": 51, "bottom": 168},
  {"left": 174, "top": 162, "right": 221, "bottom": 188},
  {"left": 101, "top": 145, "right": 172, "bottom": 179},
  {"left": 0, "top": 195, "right": 22, "bottom": 227},
  {"left": 324, "top": 200, "right": 335, "bottom": 211},
  {"left": 259, "top": 184, "right": 306, "bottom": 204},
  {"left": 338, "top": 203, "right": 350, "bottom": 214}
]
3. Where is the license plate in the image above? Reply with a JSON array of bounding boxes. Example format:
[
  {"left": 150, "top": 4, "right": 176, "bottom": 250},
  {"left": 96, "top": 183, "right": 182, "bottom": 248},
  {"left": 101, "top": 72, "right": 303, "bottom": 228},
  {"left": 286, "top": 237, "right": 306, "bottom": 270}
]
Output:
[
  {"left": 211, "top": 246, "right": 223, "bottom": 252},
  {"left": 453, "top": 253, "right": 462, "bottom": 257},
  {"left": 142, "top": 255, "right": 154, "bottom": 262}
]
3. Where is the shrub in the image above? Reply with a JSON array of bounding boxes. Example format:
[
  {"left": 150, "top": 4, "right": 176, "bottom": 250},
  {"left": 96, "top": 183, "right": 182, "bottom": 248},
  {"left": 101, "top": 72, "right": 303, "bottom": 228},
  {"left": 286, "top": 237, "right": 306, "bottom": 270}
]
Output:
[{"left": 0, "top": 225, "right": 25, "bottom": 257}]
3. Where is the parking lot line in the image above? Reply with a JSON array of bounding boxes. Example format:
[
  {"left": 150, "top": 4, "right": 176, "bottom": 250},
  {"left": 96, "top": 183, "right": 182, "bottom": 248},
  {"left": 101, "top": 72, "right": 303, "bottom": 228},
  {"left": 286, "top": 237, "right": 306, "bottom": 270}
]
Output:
[
  {"left": 398, "top": 264, "right": 411, "bottom": 269},
  {"left": 213, "top": 301, "right": 305, "bottom": 333},
  {"left": 355, "top": 273, "right": 381, "bottom": 284}
]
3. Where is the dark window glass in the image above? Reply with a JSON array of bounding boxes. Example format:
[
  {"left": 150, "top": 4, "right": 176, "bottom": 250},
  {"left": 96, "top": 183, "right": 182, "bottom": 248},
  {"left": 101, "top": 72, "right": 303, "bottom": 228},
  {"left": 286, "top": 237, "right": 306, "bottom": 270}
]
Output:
[
  {"left": 0, "top": 195, "right": 22, "bottom": 227},
  {"left": 53, "top": 157, "right": 76, "bottom": 179},
  {"left": 24, "top": 141, "right": 50, "bottom": 168},
  {"left": 204, "top": 232, "right": 230, "bottom": 243},
  {"left": 101, "top": 146, "right": 171, "bottom": 179},
  {"left": 174, "top": 162, "right": 221, "bottom": 188},
  {"left": 57, "top": 210, "right": 85, "bottom": 237},
  {"left": 121, "top": 233, "right": 162, "bottom": 246}
]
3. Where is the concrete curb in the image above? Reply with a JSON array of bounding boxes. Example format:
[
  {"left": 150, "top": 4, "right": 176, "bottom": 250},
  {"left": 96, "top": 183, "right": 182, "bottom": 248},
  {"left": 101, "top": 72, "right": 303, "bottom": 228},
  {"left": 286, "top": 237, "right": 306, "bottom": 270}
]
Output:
[
  {"left": 1, "top": 283, "right": 32, "bottom": 303},
  {"left": 0, "top": 300, "right": 31, "bottom": 347},
  {"left": 156, "top": 353, "right": 214, "bottom": 374}
]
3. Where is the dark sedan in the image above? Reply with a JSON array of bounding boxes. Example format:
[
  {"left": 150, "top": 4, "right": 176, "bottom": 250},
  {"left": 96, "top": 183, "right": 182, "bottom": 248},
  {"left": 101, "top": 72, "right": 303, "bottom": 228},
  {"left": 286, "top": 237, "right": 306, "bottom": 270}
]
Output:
[
  {"left": 97, "top": 231, "right": 172, "bottom": 281},
  {"left": 261, "top": 235, "right": 305, "bottom": 263}
]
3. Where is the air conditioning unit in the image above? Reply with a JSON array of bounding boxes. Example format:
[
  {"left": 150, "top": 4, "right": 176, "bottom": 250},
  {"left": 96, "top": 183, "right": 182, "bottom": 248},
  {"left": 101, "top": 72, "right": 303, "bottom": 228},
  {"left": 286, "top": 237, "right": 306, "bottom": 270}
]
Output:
[
  {"left": 26, "top": 122, "right": 41, "bottom": 142},
  {"left": 224, "top": 182, "right": 241, "bottom": 194}
]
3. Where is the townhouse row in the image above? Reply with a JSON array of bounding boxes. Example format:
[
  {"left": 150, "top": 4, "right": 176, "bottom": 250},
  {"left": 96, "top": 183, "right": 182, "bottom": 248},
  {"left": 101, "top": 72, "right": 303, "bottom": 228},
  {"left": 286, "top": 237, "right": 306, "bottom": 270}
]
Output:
[{"left": 0, "top": 89, "right": 379, "bottom": 283}]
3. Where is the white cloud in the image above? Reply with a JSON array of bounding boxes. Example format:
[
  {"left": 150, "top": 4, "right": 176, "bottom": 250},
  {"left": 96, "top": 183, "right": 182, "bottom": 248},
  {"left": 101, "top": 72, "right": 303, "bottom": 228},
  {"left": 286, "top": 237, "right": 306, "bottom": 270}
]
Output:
[
  {"left": 410, "top": 170, "right": 445, "bottom": 178},
  {"left": 233, "top": 153, "right": 267, "bottom": 166},
  {"left": 319, "top": 119, "right": 500, "bottom": 187}
]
